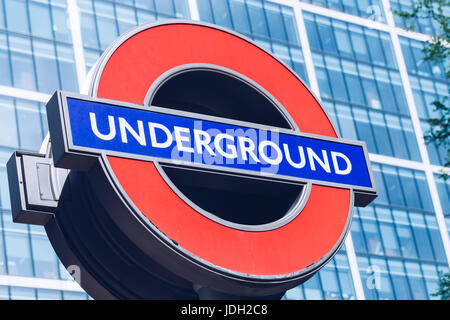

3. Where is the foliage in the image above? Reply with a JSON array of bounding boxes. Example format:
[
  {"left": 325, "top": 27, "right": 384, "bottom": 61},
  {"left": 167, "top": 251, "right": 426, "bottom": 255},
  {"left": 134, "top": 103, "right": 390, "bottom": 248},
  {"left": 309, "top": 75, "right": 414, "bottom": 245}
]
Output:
[
  {"left": 431, "top": 271, "right": 450, "bottom": 300},
  {"left": 394, "top": 0, "right": 449, "bottom": 179}
]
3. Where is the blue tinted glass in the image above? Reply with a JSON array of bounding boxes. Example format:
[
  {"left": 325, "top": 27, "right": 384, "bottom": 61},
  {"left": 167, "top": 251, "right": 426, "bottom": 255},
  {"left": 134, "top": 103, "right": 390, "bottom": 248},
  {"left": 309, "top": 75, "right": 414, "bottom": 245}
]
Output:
[
  {"left": 229, "top": 0, "right": 251, "bottom": 34},
  {"left": 33, "top": 39, "right": 60, "bottom": 94},
  {"left": 0, "top": 1, "right": 4, "bottom": 28},
  {"left": 349, "top": 26, "right": 369, "bottom": 61},
  {"left": 335, "top": 254, "right": 356, "bottom": 299},
  {"left": 424, "top": 215, "right": 447, "bottom": 263},
  {"left": 174, "top": 0, "right": 190, "bottom": 18},
  {"left": 10, "top": 35, "right": 36, "bottom": 91},
  {"left": 247, "top": 0, "right": 269, "bottom": 38},
  {"left": 57, "top": 44, "right": 78, "bottom": 92},
  {"left": 435, "top": 176, "right": 450, "bottom": 215},
  {"left": 319, "top": 267, "right": 341, "bottom": 299},
  {"left": 154, "top": 0, "right": 175, "bottom": 16},
  {"left": 387, "top": 260, "right": 412, "bottom": 299},
  {"left": 37, "top": 289, "right": 62, "bottom": 300},
  {"left": 335, "top": 103, "right": 357, "bottom": 139},
  {"left": 315, "top": 66, "right": 332, "bottom": 99},
  {"left": 303, "top": 273, "right": 323, "bottom": 299},
  {"left": 4, "top": 0, "right": 29, "bottom": 34},
  {"left": 290, "top": 47, "right": 307, "bottom": 81},
  {"left": 325, "top": 57, "right": 348, "bottom": 101},
  {"left": 405, "top": 262, "right": 428, "bottom": 299},
  {"left": 374, "top": 69, "right": 396, "bottom": 112},
  {"left": 392, "top": 209, "right": 418, "bottom": 259},
  {"left": 398, "top": 169, "right": 422, "bottom": 209},
  {"left": 211, "top": 0, "right": 233, "bottom": 28},
  {"left": 421, "top": 264, "right": 440, "bottom": 300},
  {"left": 370, "top": 110, "right": 394, "bottom": 156},
  {"left": 401, "top": 118, "right": 421, "bottom": 161},
  {"left": 10, "top": 286, "right": 36, "bottom": 300},
  {"left": 197, "top": 0, "right": 214, "bottom": 22},
  {"left": 0, "top": 96, "right": 18, "bottom": 149},
  {"left": 380, "top": 33, "right": 396, "bottom": 68},
  {"left": 29, "top": 2, "right": 53, "bottom": 39},
  {"left": 371, "top": 258, "right": 395, "bottom": 299},
  {"left": 135, "top": 0, "right": 155, "bottom": 10},
  {"left": 351, "top": 217, "right": 368, "bottom": 253},
  {"left": 410, "top": 213, "right": 434, "bottom": 260},
  {"left": 304, "top": 14, "right": 321, "bottom": 50},
  {"left": 283, "top": 286, "right": 304, "bottom": 300},
  {"left": 365, "top": 29, "right": 385, "bottom": 66},
  {"left": 136, "top": 9, "right": 157, "bottom": 24},
  {"left": 116, "top": 5, "right": 137, "bottom": 34},
  {"left": 353, "top": 108, "right": 377, "bottom": 154},
  {"left": 265, "top": 3, "right": 287, "bottom": 42},
  {"left": 0, "top": 34, "right": 12, "bottom": 86},
  {"left": 391, "top": 73, "right": 409, "bottom": 114},
  {"left": 380, "top": 222, "right": 401, "bottom": 256},
  {"left": 300, "top": 0, "right": 385, "bottom": 21},
  {"left": 357, "top": 256, "right": 377, "bottom": 299},
  {"left": 31, "top": 235, "right": 59, "bottom": 279},
  {"left": 16, "top": 99, "right": 44, "bottom": 151},
  {"left": 414, "top": 171, "right": 434, "bottom": 211},
  {"left": 94, "top": 2, "right": 119, "bottom": 50},
  {"left": 359, "top": 67, "right": 382, "bottom": 109},
  {"left": 361, "top": 218, "right": 384, "bottom": 254},
  {"left": 4, "top": 232, "right": 34, "bottom": 277},
  {"left": 333, "top": 23, "right": 353, "bottom": 58},
  {"left": 382, "top": 166, "right": 406, "bottom": 206},
  {"left": 317, "top": 17, "right": 337, "bottom": 52},
  {"left": 62, "top": 291, "right": 89, "bottom": 300},
  {"left": 0, "top": 224, "right": 5, "bottom": 275},
  {"left": 281, "top": 6, "right": 299, "bottom": 45},
  {"left": 0, "top": 170, "right": 12, "bottom": 210},
  {"left": 52, "top": 4, "right": 71, "bottom": 42},
  {"left": 79, "top": 1, "right": 98, "bottom": 48}
]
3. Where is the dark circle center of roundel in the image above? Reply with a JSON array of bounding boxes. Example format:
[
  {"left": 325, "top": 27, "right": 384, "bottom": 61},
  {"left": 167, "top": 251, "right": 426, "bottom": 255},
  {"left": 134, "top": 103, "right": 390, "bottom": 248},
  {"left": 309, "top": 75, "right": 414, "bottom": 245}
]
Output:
[{"left": 149, "top": 68, "right": 304, "bottom": 227}]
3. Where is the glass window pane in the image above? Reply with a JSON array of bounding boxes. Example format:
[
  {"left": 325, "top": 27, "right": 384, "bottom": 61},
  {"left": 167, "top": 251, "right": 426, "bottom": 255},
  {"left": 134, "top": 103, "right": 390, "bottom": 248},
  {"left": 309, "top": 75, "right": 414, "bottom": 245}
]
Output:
[
  {"left": 10, "top": 36, "right": 36, "bottom": 91},
  {"left": 94, "top": 2, "right": 118, "bottom": 50},
  {"left": 197, "top": 0, "right": 214, "bottom": 22},
  {"left": 210, "top": 0, "right": 233, "bottom": 28},
  {"left": 247, "top": 0, "right": 269, "bottom": 38},
  {"left": 229, "top": 0, "right": 251, "bottom": 34},
  {"left": 5, "top": 0, "right": 29, "bottom": 34},
  {"left": 265, "top": 3, "right": 287, "bottom": 43},
  {"left": 63, "top": 291, "right": 89, "bottom": 300},
  {"left": 154, "top": 0, "right": 175, "bottom": 16},
  {"left": 10, "top": 286, "right": 36, "bottom": 300},
  {"left": 16, "top": 99, "right": 44, "bottom": 151},
  {"left": 29, "top": 2, "right": 53, "bottom": 39},
  {"left": 405, "top": 262, "right": 428, "bottom": 299},
  {"left": 387, "top": 260, "right": 412, "bottom": 300},
  {"left": 4, "top": 232, "right": 34, "bottom": 277},
  {"left": 319, "top": 268, "right": 341, "bottom": 299},
  {"left": 0, "top": 286, "right": 8, "bottom": 300},
  {"left": 0, "top": 96, "right": 19, "bottom": 148},
  {"left": 33, "top": 39, "right": 60, "bottom": 94},
  {"left": 303, "top": 273, "right": 323, "bottom": 299},
  {"left": 31, "top": 235, "right": 59, "bottom": 279},
  {"left": 51, "top": 5, "right": 71, "bottom": 42},
  {"left": 57, "top": 44, "right": 78, "bottom": 92},
  {"left": 37, "top": 289, "right": 62, "bottom": 300}
]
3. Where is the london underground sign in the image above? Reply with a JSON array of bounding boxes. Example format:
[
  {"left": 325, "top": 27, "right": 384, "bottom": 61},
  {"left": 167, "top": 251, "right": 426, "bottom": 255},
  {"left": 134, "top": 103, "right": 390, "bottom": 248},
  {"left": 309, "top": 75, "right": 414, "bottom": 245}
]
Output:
[
  {"left": 52, "top": 92, "right": 374, "bottom": 197},
  {"left": 7, "top": 21, "right": 377, "bottom": 299}
]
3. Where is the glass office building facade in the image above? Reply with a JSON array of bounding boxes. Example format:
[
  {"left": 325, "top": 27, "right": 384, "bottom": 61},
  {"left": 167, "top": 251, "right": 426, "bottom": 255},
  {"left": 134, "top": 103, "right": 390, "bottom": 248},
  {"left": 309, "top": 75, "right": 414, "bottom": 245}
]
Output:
[{"left": 0, "top": 0, "right": 448, "bottom": 300}]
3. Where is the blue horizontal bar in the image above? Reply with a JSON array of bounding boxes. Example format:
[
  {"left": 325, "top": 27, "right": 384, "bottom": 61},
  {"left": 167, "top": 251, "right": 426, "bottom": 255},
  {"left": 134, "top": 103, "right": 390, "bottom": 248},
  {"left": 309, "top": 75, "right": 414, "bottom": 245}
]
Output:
[{"left": 66, "top": 97, "right": 372, "bottom": 189}]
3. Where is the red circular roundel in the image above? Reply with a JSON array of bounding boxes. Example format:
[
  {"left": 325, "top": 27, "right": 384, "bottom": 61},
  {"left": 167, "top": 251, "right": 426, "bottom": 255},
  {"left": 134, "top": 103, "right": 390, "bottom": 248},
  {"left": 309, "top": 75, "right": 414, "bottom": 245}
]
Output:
[{"left": 87, "top": 21, "right": 352, "bottom": 289}]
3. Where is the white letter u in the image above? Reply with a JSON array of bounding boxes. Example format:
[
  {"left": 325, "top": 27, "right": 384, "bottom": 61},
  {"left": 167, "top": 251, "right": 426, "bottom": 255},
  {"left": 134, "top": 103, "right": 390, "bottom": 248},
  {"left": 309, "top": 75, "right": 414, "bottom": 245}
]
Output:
[{"left": 89, "top": 112, "right": 116, "bottom": 141}]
